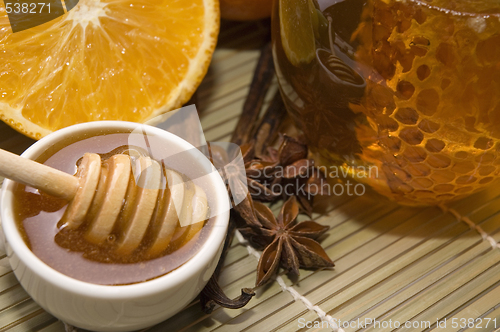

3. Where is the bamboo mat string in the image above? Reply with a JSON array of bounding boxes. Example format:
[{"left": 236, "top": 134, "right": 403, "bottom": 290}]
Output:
[
  {"left": 439, "top": 204, "right": 500, "bottom": 250},
  {"left": 234, "top": 231, "right": 345, "bottom": 332}
]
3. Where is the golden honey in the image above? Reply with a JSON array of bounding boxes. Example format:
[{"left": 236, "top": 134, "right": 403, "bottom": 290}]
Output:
[
  {"left": 273, "top": 0, "right": 500, "bottom": 205},
  {"left": 13, "top": 131, "right": 213, "bottom": 285}
]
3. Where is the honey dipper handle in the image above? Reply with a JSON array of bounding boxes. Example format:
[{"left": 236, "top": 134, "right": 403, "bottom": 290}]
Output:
[{"left": 0, "top": 148, "right": 79, "bottom": 200}]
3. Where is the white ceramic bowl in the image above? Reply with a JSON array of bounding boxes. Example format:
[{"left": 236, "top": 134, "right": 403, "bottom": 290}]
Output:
[{"left": 0, "top": 121, "right": 229, "bottom": 332}]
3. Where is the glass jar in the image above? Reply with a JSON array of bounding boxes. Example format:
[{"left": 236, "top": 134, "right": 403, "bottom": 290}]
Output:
[{"left": 272, "top": 0, "right": 500, "bottom": 205}]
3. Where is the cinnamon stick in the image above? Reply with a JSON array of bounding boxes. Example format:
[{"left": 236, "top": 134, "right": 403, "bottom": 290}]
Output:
[
  {"left": 252, "top": 91, "right": 287, "bottom": 157},
  {"left": 230, "top": 42, "right": 275, "bottom": 146}
]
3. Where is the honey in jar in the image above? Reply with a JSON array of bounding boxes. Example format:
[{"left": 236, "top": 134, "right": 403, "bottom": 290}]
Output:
[{"left": 273, "top": 0, "right": 500, "bottom": 205}]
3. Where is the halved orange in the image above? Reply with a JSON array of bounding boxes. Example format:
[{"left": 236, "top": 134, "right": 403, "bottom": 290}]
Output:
[{"left": 0, "top": 0, "right": 219, "bottom": 139}]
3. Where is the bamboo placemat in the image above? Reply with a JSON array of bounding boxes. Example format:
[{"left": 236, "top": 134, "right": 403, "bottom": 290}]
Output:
[{"left": 1, "top": 19, "right": 500, "bottom": 332}]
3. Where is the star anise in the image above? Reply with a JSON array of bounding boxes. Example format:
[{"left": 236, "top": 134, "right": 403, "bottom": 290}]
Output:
[
  {"left": 239, "top": 196, "right": 334, "bottom": 287},
  {"left": 250, "top": 135, "right": 330, "bottom": 216},
  {"left": 280, "top": 163, "right": 332, "bottom": 217},
  {"left": 247, "top": 134, "right": 308, "bottom": 188},
  {"left": 200, "top": 41, "right": 336, "bottom": 314},
  {"left": 208, "top": 141, "right": 280, "bottom": 226},
  {"left": 242, "top": 144, "right": 281, "bottom": 202}
]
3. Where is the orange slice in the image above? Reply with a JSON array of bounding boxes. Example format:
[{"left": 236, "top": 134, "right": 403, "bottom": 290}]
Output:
[
  {"left": 279, "top": 0, "right": 315, "bottom": 67},
  {"left": 0, "top": 0, "right": 219, "bottom": 139}
]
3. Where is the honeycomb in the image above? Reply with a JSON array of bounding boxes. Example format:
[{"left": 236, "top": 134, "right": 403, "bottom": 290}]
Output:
[
  {"left": 272, "top": 0, "right": 500, "bottom": 205},
  {"left": 350, "top": 0, "right": 500, "bottom": 205}
]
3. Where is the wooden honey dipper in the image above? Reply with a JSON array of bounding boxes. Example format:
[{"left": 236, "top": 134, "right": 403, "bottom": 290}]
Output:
[{"left": 0, "top": 148, "right": 209, "bottom": 256}]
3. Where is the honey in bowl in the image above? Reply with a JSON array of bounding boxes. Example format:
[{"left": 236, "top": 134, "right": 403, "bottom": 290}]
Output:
[
  {"left": 12, "top": 130, "right": 214, "bottom": 285},
  {"left": 273, "top": 0, "right": 500, "bottom": 205}
]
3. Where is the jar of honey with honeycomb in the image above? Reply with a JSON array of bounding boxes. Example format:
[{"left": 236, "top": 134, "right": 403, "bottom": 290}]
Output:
[{"left": 272, "top": 0, "right": 500, "bottom": 205}]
